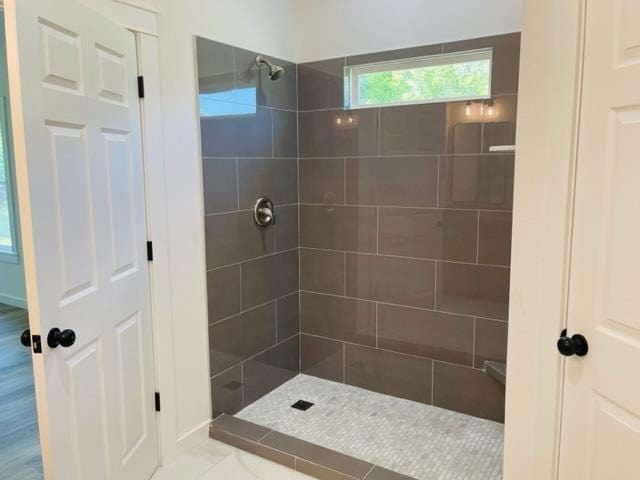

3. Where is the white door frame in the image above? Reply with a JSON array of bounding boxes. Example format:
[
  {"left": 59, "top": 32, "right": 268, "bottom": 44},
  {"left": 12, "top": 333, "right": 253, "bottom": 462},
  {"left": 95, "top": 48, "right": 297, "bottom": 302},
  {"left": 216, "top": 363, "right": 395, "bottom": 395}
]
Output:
[{"left": 503, "top": 0, "right": 586, "bottom": 478}]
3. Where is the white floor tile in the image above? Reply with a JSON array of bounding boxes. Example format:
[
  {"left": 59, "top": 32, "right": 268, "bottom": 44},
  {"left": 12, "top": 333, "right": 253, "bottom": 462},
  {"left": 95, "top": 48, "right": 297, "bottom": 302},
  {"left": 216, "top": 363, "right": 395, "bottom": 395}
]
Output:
[
  {"left": 197, "top": 451, "right": 312, "bottom": 480},
  {"left": 151, "top": 440, "right": 234, "bottom": 480}
]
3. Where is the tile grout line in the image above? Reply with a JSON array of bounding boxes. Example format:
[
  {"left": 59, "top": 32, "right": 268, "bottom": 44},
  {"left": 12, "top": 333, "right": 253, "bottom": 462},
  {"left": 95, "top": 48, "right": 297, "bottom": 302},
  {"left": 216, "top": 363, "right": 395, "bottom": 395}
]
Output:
[
  {"left": 212, "top": 291, "right": 295, "bottom": 327},
  {"left": 299, "top": 202, "right": 513, "bottom": 214},
  {"left": 207, "top": 247, "right": 300, "bottom": 274}
]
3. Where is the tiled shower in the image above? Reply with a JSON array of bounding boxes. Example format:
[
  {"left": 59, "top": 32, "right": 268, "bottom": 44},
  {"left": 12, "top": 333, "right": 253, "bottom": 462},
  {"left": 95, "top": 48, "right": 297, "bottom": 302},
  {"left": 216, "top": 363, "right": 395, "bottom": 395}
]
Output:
[{"left": 198, "top": 32, "right": 519, "bottom": 480}]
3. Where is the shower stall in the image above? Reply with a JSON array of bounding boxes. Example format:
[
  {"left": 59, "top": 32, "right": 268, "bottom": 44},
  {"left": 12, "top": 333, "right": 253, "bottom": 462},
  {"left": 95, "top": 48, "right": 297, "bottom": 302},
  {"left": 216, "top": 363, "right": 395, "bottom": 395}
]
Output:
[{"left": 196, "top": 32, "right": 518, "bottom": 480}]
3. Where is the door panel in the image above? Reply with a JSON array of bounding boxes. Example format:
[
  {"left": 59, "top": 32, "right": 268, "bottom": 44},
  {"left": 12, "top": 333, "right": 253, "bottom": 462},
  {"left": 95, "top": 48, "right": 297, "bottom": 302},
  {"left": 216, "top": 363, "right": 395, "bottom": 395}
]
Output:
[
  {"left": 5, "top": 0, "right": 158, "bottom": 478},
  {"left": 559, "top": 0, "right": 640, "bottom": 477}
]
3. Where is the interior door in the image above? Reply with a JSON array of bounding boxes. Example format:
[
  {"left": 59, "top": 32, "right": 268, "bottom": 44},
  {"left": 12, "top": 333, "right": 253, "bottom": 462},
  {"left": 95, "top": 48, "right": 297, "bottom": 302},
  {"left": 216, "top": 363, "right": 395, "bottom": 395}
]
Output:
[
  {"left": 4, "top": 0, "right": 159, "bottom": 479},
  {"left": 558, "top": 0, "right": 640, "bottom": 477}
]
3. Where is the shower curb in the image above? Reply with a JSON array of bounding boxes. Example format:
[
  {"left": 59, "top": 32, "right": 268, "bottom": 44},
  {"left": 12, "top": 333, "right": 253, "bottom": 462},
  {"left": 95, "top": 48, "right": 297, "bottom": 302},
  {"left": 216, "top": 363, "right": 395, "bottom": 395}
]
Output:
[{"left": 210, "top": 414, "right": 415, "bottom": 480}]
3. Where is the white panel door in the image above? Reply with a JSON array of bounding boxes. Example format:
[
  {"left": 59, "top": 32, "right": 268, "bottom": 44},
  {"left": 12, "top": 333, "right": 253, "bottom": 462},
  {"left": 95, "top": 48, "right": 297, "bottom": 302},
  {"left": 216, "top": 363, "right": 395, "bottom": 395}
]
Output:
[
  {"left": 558, "top": 0, "right": 640, "bottom": 477},
  {"left": 4, "top": 0, "right": 158, "bottom": 479}
]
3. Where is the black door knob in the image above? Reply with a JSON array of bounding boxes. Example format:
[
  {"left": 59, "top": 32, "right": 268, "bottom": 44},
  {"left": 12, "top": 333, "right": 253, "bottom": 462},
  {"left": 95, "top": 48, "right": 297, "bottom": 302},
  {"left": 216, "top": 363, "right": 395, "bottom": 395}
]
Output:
[
  {"left": 47, "top": 328, "right": 76, "bottom": 348},
  {"left": 557, "top": 329, "right": 588, "bottom": 357},
  {"left": 20, "top": 329, "right": 31, "bottom": 347}
]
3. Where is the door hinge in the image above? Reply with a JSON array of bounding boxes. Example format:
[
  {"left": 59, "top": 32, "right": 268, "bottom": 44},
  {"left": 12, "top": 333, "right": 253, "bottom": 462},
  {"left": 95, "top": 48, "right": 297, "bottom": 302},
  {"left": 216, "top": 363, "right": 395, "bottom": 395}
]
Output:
[
  {"left": 146, "top": 241, "right": 153, "bottom": 262},
  {"left": 32, "top": 334, "right": 42, "bottom": 354},
  {"left": 154, "top": 392, "right": 161, "bottom": 412},
  {"left": 137, "top": 76, "right": 145, "bottom": 99}
]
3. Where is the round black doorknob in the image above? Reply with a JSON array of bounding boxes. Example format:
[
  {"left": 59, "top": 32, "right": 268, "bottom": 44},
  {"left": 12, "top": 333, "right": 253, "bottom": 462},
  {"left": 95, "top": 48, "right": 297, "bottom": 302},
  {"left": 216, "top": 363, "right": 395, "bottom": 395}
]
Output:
[
  {"left": 47, "top": 328, "right": 76, "bottom": 348},
  {"left": 20, "top": 329, "right": 31, "bottom": 347},
  {"left": 557, "top": 330, "right": 589, "bottom": 357}
]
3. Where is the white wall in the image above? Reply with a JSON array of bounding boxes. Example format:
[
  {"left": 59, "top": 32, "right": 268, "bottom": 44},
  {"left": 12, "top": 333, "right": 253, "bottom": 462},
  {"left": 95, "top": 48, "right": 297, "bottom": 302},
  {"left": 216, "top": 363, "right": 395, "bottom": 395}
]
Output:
[{"left": 294, "top": 0, "right": 523, "bottom": 62}]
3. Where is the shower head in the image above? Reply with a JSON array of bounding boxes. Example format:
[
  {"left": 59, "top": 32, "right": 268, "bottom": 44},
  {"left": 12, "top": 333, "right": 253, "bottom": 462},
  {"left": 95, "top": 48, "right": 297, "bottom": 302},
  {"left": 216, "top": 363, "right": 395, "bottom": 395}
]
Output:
[{"left": 255, "top": 55, "right": 284, "bottom": 81}]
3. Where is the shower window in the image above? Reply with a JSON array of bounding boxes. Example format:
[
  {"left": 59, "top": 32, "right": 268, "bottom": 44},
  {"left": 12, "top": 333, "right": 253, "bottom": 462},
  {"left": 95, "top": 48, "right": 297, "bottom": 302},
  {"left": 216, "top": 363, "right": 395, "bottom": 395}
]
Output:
[{"left": 345, "top": 48, "right": 492, "bottom": 109}]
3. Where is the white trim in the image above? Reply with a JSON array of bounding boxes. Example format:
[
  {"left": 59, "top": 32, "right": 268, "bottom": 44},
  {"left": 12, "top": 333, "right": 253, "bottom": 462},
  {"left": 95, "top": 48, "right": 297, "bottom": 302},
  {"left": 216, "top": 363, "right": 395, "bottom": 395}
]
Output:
[
  {"left": 345, "top": 48, "right": 492, "bottom": 110},
  {"left": 503, "top": 0, "right": 585, "bottom": 478}
]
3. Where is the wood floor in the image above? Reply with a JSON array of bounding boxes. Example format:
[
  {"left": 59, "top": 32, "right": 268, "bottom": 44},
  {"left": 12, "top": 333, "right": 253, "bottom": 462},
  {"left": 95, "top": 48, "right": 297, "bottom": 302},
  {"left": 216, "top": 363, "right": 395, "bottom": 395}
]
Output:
[{"left": 0, "top": 303, "right": 43, "bottom": 479}]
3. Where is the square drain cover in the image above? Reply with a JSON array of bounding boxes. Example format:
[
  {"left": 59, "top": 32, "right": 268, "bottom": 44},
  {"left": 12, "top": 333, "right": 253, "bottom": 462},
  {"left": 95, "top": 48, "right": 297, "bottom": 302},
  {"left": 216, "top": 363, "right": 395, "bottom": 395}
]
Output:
[{"left": 291, "top": 399, "right": 314, "bottom": 411}]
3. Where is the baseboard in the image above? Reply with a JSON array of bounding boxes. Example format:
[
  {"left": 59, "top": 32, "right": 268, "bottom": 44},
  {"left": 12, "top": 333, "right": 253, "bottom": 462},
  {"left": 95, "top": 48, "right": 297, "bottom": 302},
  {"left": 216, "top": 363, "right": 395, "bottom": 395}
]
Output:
[{"left": 0, "top": 293, "right": 27, "bottom": 309}]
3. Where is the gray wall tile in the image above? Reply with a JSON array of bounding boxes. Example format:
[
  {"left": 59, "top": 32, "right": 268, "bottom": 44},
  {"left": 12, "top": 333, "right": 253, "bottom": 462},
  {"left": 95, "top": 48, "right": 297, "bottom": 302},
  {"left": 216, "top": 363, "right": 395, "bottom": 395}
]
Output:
[
  {"left": 273, "top": 109, "right": 299, "bottom": 158},
  {"left": 196, "top": 37, "right": 235, "bottom": 101},
  {"left": 478, "top": 211, "right": 513, "bottom": 266},
  {"left": 200, "top": 106, "right": 273, "bottom": 157},
  {"left": 380, "top": 103, "right": 446, "bottom": 156},
  {"left": 207, "top": 264, "right": 241, "bottom": 323},
  {"left": 438, "top": 155, "right": 515, "bottom": 210},
  {"left": 205, "top": 211, "right": 274, "bottom": 269},
  {"left": 346, "top": 157, "right": 438, "bottom": 207},
  {"left": 212, "top": 414, "right": 271, "bottom": 442},
  {"left": 209, "top": 302, "right": 276, "bottom": 375},
  {"left": 474, "top": 318, "right": 508, "bottom": 368},
  {"left": 433, "top": 361, "right": 505, "bottom": 422},
  {"left": 345, "top": 344, "right": 433, "bottom": 404},
  {"left": 241, "top": 250, "right": 299, "bottom": 310},
  {"left": 301, "top": 292, "right": 376, "bottom": 346},
  {"left": 238, "top": 158, "right": 298, "bottom": 209},
  {"left": 346, "top": 44, "right": 442, "bottom": 66},
  {"left": 300, "top": 205, "right": 377, "bottom": 253},
  {"left": 378, "top": 208, "right": 478, "bottom": 262},
  {"left": 275, "top": 205, "right": 299, "bottom": 252},
  {"left": 436, "top": 262, "right": 510, "bottom": 320},
  {"left": 301, "top": 334, "right": 344, "bottom": 383},
  {"left": 277, "top": 293, "right": 300, "bottom": 342},
  {"left": 202, "top": 158, "right": 238, "bottom": 214},
  {"left": 299, "top": 108, "right": 379, "bottom": 158},
  {"left": 298, "top": 58, "right": 345, "bottom": 111},
  {"left": 243, "top": 336, "right": 300, "bottom": 406},
  {"left": 211, "top": 365, "right": 244, "bottom": 418},
  {"left": 299, "top": 158, "right": 345, "bottom": 205},
  {"left": 377, "top": 304, "right": 474, "bottom": 365},
  {"left": 300, "top": 248, "right": 345, "bottom": 295},
  {"left": 345, "top": 254, "right": 435, "bottom": 309},
  {"left": 482, "top": 95, "right": 517, "bottom": 153}
]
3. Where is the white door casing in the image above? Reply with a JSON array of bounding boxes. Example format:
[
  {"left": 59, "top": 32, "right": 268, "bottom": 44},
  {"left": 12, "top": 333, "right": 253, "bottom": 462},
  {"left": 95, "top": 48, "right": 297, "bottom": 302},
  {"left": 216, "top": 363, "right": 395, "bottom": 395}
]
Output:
[
  {"left": 4, "top": 0, "right": 159, "bottom": 479},
  {"left": 558, "top": 0, "right": 640, "bottom": 477}
]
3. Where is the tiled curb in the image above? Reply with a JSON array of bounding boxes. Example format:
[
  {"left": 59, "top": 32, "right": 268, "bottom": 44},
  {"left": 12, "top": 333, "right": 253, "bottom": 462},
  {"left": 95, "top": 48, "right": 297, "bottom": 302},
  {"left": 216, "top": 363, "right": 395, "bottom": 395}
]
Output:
[{"left": 210, "top": 415, "right": 415, "bottom": 480}]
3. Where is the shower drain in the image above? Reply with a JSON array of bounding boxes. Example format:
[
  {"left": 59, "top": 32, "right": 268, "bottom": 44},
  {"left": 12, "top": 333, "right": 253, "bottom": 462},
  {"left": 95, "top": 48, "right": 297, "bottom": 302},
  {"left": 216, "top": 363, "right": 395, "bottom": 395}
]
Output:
[{"left": 291, "top": 399, "right": 314, "bottom": 411}]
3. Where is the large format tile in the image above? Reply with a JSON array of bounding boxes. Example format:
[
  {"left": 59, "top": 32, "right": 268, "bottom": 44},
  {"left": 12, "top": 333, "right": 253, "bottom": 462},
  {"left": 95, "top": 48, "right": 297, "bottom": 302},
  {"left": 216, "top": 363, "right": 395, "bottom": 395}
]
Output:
[
  {"left": 345, "top": 157, "right": 438, "bottom": 207},
  {"left": 275, "top": 205, "right": 299, "bottom": 252},
  {"left": 345, "top": 254, "right": 435, "bottom": 309},
  {"left": 345, "top": 344, "right": 433, "bottom": 404},
  {"left": 474, "top": 318, "right": 508, "bottom": 368},
  {"left": 482, "top": 95, "right": 518, "bottom": 153},
  {"left": 238, "top": 158, "right": 298, "bottom": 209},
  {"left": 235, "top": 47, "right": 298, "bottom": 111},
  {"left": 377, "top": 304, "right": 474, "bottom": 366},
  {"left": 202, "top": 158, "right": 238, "bottom": 214},
  {"left": 209, "top": 303, "right": 276, "bottom": 375},
  {"left": 273, "top": 109, "right": 299, "bottom": 158},
  {"left": 200, "top": 106, "right": 272, "bottom": 158},
  {"left": 301, "top": 334, "right": 344, "bottom": 383},
  {"left": 433, "top": 362, "right": 505, "bottom": 422},
  {"left": 261, "top": 431, "right": 374, "bottom": 479},
  {"left": 211, "top": 366, "right": 244, "bottom": 418},
  {"left": 277, "top": 293, "right": 300, "bottom": 342},
  {"left": 445, "top": 101, "right": 482, "bottom": 154},
  {"left": 378, "top": 207, "right": 478, "bottom": 262},
  {"left": 300, "top": 205, "right": 377, "bottom": 253},
  {"left": 438, "top": 155, "right": 515, "bottom": 210},
  {"left": 205, "top": 211, "right": 274, "bottom": 269},
  {"left": 241, "top": 250, "right": 299, "bottom": 309},
  {"left": 299, "top": 158, "right": 345, "bottom": 205},
  {"left": 300, "top": 248, "right": 345, "bottom": 295},
  {"left": 208, "top": 430, "right": 296, "bottom": 471},
  {"left": 436, "top": 262, "right": 510, "bottom": 320},
  {"left": 298, "top": 58, "right": 345, "bottom": 111},
  {"left": 443, "top": 32, "right": 521, "bottom": 96},
  {"left": 207, "top": 264, "right": 241, "bottom": 323},
  {"left": 299, "top": 109, "right": 379, "bottom": 158},
  {"left": 243, "top": 336, "right": 300, "bottom": 406},
  {"left": 212, "top": 414, "right": 271, "bottom": 442},
  {"left": 196, "top": 37, "right": 235, "bottom": 102},
  {"left": 300, "top": 292, "right": 376, "bottom": 347},
  {"left": 380, "top": 103, "right": 446, "bottom": 156},
  {"left": 478, "top": 211, "right": 513, "bottom": 266}
]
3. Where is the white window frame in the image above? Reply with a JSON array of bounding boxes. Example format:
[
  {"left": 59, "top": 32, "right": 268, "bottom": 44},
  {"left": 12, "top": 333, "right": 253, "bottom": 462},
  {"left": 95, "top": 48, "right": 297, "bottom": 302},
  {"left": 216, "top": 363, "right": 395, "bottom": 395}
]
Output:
[
  {"left": 0, "top": 94, "right": 18, "bottom": 263},
  {"left": 345, "top": 48, "right": 493, "bottom": 110}
]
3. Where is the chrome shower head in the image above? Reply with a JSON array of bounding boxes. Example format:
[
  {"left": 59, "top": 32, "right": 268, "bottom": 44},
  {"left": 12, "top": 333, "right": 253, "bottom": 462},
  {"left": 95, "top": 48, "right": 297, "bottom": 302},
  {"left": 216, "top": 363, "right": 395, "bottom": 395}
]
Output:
[{"left": 255, "top": 55, "right": 284, "bottom": 81}]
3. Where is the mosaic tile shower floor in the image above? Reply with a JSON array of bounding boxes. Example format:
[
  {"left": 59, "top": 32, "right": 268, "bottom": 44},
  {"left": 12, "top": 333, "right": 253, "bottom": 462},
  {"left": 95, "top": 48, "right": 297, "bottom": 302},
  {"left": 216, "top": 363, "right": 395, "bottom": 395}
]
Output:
[{"left": 236, "top": 375, "right": 503, "bottom": 480}]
